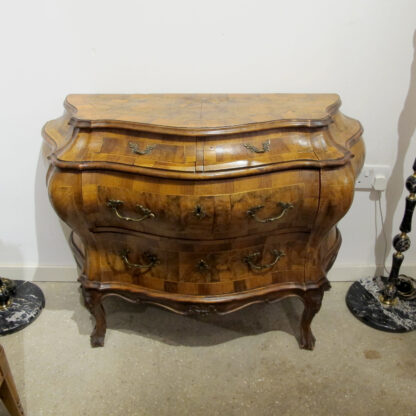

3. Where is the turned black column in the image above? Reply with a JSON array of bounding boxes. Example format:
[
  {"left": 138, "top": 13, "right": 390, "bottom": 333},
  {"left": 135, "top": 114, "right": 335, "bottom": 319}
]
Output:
[{"left": 380, "top": 157, "right": 416, "bottom": 304}]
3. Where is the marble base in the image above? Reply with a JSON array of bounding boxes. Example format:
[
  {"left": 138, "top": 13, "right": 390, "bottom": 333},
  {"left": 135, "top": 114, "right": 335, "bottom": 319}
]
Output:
[
  {"left": 346, "top": 277, "right": 416, "bottom": 332},
  {"left": 0, "top": 280, "right": 45, "bottom": 336}
]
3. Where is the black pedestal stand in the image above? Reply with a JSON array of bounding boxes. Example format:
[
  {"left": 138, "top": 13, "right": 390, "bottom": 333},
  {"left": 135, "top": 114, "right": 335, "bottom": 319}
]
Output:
[
  {"left": 0, "top": 278, "right": 45, "bottom": 336},
  {"left": 346, "top": 157, "right": 416, "bottom": 332}
]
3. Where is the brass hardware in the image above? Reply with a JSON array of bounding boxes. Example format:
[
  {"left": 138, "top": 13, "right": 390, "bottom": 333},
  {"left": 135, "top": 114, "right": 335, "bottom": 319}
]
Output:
[
  {"left": 379, "top": 294, "right": 398, "bottom": 306},
  {"left": 193, "top": 204, "right": 207, "bottom": 220},
  {"left": 128, "top": 142, "right": 156, "bottom": 155},
  {"left": 242, "top": 140, "right": 270, "bottom": 154},
  {"left": 379, "top": 281, "right": 399, "bottom": 306},
  {"left": 0, "top": 278, "right": 16, "bottom": 295},
  {"left": 196, "top": 259, "right": 210, "bottom": 272},
  {"left": 120, "top": 249, "right": 159, "bottom": 270},
  {"left": 247, "top": 202, "right": 293, "bottom": 223},
  {"left": 0, "top": 278, "right": 16, "bottom": 310},
  {"left": 0, "top": 298, "right": 12, "bottom": 311},
  {"left": 107, "top": 200, "right": 155, "bottom": 223},
  {"left": 244, "top": 249, "right": 284, "bottom": 271}
]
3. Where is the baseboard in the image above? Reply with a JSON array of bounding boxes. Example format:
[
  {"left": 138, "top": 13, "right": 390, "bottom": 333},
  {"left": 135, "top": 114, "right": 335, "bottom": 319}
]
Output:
[
  {"left": 0, "top": 264, "right": 415, "bottom": 283},
  {"left": 0, "top": 265, "right": 78, "bottom": 282},
  {"left": 327, "top": 264, "right": 416, "bottom": 282}
]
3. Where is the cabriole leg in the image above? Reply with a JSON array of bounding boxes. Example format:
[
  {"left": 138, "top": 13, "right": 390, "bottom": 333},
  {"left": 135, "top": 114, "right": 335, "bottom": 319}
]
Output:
[
  {"left": 299, "top": 289, "right": 324, "bottom": 350},
  {"left": 81, "top": 286, "right": 107, "bottom": 348}
]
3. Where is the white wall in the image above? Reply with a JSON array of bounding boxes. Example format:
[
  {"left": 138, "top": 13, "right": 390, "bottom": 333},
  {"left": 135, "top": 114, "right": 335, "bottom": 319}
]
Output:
[{"left": 0, "top": 0, "right": 415, "bottom": 281}]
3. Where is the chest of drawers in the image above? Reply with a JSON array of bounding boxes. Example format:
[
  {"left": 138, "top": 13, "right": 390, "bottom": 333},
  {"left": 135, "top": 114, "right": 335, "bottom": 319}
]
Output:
[{"left": 43, "top": 94, "right": 364, "bottom": 349}]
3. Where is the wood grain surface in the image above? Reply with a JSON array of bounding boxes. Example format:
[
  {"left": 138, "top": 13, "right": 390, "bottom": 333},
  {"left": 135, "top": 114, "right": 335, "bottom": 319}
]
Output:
[
  {"left": 64, "top": 93, "right": 341, "bottom": 135},
  {"left": 43, "top": 93, "right": 365, "bottom": 349},
  {"left": 0, "top": 345, "right": 25, "bottom": 416},
  {"left": 43, "top": 111, "right": 362, "bottom": 179}
]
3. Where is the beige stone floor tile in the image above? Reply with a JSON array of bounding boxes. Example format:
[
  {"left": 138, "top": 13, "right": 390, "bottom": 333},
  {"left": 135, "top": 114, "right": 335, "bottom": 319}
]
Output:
[{"left": 0, "top": 282, "right": 415, "bottom": 416}]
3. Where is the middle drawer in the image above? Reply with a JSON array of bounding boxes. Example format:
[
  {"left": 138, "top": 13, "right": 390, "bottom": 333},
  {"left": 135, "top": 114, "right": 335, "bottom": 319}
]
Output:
[{"left": 81, "top": 169, "right": 319, "bottom": 239}]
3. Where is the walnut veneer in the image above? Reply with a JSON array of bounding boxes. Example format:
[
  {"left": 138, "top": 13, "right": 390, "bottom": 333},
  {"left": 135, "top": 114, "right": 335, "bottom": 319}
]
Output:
[
  {"left": 43, "top": 94, "right": 365, "bottom": 349},
  {"left": 0, "top": 345, "right": 24, "bottom": 416}
]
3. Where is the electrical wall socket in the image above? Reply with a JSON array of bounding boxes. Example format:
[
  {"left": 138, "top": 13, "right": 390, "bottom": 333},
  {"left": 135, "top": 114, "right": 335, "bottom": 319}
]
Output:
[{"left": 355, "top": 164, "right": 391, "bottom": 190}]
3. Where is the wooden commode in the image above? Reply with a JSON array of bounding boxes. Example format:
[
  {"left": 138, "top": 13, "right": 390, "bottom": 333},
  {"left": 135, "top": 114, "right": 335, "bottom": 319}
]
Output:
[{"left": 43, "top": 94, "right": 364, "bottom": 349}]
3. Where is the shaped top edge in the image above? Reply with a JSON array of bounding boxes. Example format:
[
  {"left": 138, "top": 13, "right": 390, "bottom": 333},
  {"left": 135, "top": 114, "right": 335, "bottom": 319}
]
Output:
[{"left": 64, "top": 93, "right": 341, "bottom": 136}]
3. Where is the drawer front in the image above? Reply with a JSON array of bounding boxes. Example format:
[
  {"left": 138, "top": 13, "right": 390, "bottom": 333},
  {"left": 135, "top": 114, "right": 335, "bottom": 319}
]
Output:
[
  {"left": 87, "top": 232, "right": 308, "bottom": 296},
  {"left": 59, "top": 128, "right": 197, "bottom": 172},
  {"left": 202, "top": 129, "right": 321, "bottom": 172},
  {"left": 82, "top": 170, "right": 319, "bottom": 239}
]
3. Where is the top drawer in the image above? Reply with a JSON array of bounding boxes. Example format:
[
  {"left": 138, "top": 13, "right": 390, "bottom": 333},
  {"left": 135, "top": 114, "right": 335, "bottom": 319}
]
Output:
[
  {"left": 44, "top": 94, "right": 362, "bottom": 181},
  {"left": 57, "top": 128, "right": 197, "bottom": 172},
  {"left": 81, "top": 169, "right": 319, "bottom": 239},
  {"left": 202, "top": 128, "right": 321, "bottom": 172}
]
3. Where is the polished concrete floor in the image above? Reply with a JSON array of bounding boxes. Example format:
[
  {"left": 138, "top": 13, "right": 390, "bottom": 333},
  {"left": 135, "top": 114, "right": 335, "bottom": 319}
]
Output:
[{"left": 0, "top": 282, "right": 415, "bottom": 416}]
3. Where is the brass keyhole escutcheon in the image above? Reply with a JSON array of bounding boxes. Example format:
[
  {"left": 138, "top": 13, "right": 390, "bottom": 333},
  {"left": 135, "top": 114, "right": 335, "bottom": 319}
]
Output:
[
  {"left": 196, "top": 259, "right": 210, "bottom": 272},
  {"left": 193, "top": 204, "right": 207, "bottom": 220}
]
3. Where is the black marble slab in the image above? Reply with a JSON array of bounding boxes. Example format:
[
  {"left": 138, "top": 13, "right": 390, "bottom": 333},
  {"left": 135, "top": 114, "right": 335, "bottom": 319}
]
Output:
[
  {"left": 346, "top": 277, "right": 416, "bottom": 332},
  {"left": 0, "top": 280, "right": 45, "bottom": 336}
]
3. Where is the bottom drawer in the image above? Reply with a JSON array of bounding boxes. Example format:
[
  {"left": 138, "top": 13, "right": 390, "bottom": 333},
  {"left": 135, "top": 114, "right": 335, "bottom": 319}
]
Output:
[{"left": 86, "top": 231, "right": 309, "bottom": 296}]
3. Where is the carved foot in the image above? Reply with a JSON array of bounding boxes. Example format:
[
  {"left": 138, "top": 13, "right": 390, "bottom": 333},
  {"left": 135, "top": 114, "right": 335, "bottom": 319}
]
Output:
[
  {"left": 299, "top": 327, "right": 316, "bottom": 350},
  {"left": 299, "top": 289, "right": 323, "bottom": 351},
  {"left": 81, "top": 285, "right": 107, "bottom": 348},
  {"left": 91, "top": 332, "right": 105, "bottom": 348}
]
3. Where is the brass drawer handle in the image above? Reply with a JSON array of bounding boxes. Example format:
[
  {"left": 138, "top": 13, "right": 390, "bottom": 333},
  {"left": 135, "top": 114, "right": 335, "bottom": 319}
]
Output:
[
  {"left": 242, "top": 140, "right": 270, "bottom": 154},
  {"left": 247, "top": 202, "right": 293, "bottom": 223},
  {"left": 121, "top": 249, "right": 159, "bottom": 270},
  {"left": 128, "top": 142, "right": 156, "bottom": 155},
  {"left": 244, "top": 249, "right": 284, "bottom": 271},
  {"left": 107, "top": 200, "right": 155, "bottom": 223}
]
